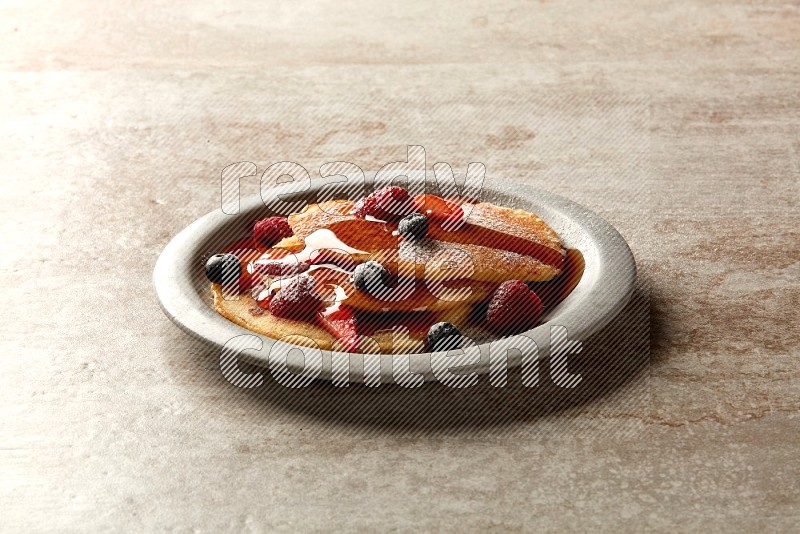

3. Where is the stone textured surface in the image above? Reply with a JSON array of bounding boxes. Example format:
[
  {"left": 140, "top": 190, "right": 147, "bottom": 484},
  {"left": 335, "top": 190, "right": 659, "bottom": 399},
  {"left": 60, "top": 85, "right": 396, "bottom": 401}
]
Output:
[{"left": 1, "top": 0, "right": 798, "bottom": 531}]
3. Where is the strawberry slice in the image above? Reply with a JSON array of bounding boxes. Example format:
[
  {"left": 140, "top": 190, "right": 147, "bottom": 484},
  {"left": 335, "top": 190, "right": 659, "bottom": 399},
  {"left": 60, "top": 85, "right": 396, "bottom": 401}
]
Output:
[
  {"left": 256, "top": 292, "right": 272, "bottom": 309},
  {"left": 223, "top": 247, "right": 263, "bottom": 291},
  {"left": 412, "top": 194, "right": 464, "bottom": 223},
  {"left": 318, "top": 305, "right": 360, "bottom": 352}
]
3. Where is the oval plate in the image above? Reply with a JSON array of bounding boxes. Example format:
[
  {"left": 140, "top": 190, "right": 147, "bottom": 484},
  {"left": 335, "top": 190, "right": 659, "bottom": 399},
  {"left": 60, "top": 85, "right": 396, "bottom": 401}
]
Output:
[{"left": 154, "top": 180, "right": 635, "bottom": 384}]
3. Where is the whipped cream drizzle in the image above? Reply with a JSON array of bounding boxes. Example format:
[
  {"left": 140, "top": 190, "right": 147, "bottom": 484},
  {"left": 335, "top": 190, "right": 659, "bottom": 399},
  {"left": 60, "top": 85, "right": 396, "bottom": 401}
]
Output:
[
  {"left": 254, "top": 263, "right": 352, "bottom": 303},
  {"left": 253, "top": 228, "right": 369, "bottom": 267},
  {"left": 321, "top": 285, "right": 349, "bottom": 317},
  {"left": 251, "top": 227, "right": 369, "bottom": 304}
]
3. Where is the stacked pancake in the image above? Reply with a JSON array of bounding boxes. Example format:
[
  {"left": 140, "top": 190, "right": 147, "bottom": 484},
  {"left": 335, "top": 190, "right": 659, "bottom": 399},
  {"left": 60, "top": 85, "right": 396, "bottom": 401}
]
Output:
[{"left": 211, "top": 194, "right": 572, "bottom": 353}]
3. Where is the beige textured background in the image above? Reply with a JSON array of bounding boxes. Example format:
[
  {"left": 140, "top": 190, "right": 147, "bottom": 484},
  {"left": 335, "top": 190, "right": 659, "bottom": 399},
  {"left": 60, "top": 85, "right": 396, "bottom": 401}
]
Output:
[{"left": 1, "top": 0, "right": 798, "bottom": 531}]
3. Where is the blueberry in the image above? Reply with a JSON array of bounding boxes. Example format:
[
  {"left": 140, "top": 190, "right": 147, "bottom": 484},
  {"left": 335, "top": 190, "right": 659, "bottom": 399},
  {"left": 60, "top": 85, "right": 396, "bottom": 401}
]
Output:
[
  {"left": 205, "top": 253, "right": 241, "bottom": 285},
  {"left": 427, "top": 322, "right": 462, "bottom": 351},
  {"left": 398, "top": 212, "right": 429, "bottom": 240},
  {"left": 352, "top": 261, "right": 390, "bottom": 297}
]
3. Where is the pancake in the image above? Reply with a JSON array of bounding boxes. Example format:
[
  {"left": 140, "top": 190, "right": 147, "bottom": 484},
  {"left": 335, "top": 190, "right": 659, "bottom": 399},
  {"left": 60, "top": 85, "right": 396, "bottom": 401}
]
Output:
[
  {"left": 211, "top": 283, "right": 483, "bottom": 352},
  {"left": 211, "top": 195, "right": 574, "bottom": 354},
  {"left": 285, "top": 200, "right": 564, "bottom": 283}
]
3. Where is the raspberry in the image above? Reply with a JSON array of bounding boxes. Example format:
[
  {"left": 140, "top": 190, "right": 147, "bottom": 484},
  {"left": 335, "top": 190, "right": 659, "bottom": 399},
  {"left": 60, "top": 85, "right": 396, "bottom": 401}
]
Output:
[
  {"left": 427, "top": 322, "right": 463, "bottom": 351},
  {"left": 398, "top": 212, "right": 429, "bottom": 240},
  {"left": 269, "top": 274, "right": 322, "bottom": 319},
  {"left": 486, "top": 280, "right": 544, "bottom": 332},
  {"left": 352, "top": 261, "right": 390, "bottom": 297},
  {"left": 352, "top": 186, "right": 414, "bottom": 220},
  {"left": 253, "top": 217, "right": 292, "bottom": 247}
]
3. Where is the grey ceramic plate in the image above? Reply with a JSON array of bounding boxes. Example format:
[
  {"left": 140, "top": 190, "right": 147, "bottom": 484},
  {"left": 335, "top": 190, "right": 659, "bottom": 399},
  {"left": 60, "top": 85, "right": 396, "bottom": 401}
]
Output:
[{"left": 154, "top": 180, "right": 635, "bottom": 384}]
